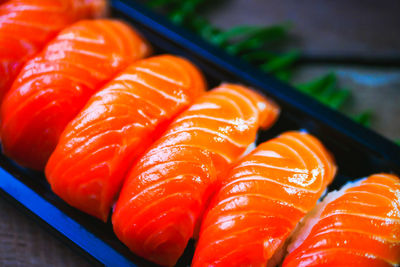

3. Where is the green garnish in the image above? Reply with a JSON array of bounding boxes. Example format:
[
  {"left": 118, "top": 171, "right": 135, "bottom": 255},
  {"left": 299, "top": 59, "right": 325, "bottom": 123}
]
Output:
[
  {"left": 146, "top": 0, "right": 375, "bottom": 130},
  {"left": 353, "top": 110, "right": 372, "bottom": 127}
]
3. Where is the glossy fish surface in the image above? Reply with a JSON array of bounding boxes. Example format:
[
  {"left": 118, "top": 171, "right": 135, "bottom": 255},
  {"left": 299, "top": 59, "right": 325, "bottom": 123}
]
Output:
[
  {"left": 192, "top": 131, "right": 337, "bottom": 267},
  {"left": 283, "top": 173, "right": 400, "bottom": 267},
  {"left": 0, "top": 0, "right": 107, "bottom": 101},
  {"left": 112, "top": 83, "right": 280, "bottom": 266},
  {"left": 1, "top": 19, "right": 151, "bottom": 170},
  {"left": 46, "top": 55, "right": 206, "bottom": 221}
]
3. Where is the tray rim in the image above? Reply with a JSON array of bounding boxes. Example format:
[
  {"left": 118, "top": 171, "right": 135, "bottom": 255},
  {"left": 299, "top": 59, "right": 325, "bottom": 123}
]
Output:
[
  {"left": 111, "top": 0, "right": 400, "bottom": 168},
  {"left": 0, "top": 166, "right": 135, "bottom": 266}
]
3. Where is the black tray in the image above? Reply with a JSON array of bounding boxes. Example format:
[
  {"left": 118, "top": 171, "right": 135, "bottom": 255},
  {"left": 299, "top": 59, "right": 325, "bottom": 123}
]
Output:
[{"left": 0, "top": 0, "right": 399, "bottom": 266}]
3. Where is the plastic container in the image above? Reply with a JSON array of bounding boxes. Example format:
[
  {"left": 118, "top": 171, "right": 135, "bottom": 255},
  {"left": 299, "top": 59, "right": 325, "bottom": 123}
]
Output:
[{"left": 0, "top": 0, "right": 399, "bottom": 265}]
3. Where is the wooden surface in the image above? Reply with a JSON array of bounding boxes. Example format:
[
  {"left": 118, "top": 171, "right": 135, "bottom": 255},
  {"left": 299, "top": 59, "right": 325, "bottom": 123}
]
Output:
[
  {"left": 1, "top": 0, "right": 399, "bottom": 266},
  {"left": 207, "top": 0, "right": 400, "bottom": 61},
  {"left": 0, "top": 199, "right": 90, "bottom": 267},
  {"left": 293, "top": 65, "right": 400, "bottom": 140}
]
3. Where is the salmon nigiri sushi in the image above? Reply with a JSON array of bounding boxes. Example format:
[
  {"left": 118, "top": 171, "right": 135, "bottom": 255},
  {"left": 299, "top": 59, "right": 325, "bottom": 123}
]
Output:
[
  {"left": 193, "top": 131, "right": 337, "bottom": 267},
  {"left": 0, "top": 0, "right": 107, "bottom": 101},
  {"left": 1, "top": 19, "right": 151, "bottom": 170},
  {"left": 112, "top": 83, "right": 280, "bottom": 266},
  {"left": 283, "top": 173, "right": 400, "bottom": 267},
  {"left": 45, "top": 55, "right": 206, "bottom": 221}
]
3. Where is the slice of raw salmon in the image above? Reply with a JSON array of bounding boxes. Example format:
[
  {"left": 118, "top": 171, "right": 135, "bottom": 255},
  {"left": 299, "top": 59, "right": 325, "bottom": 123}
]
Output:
[
  {"left": 283, "top": 173, "right": 400, "bottom": 267},
  {"left": 112, "top": 83, "right": 280, "bottom": 266},
  {"left": 1, "top": 19, "right": 151, "bottom": 170},
  {"left": 192, "top": 131, "right": 337, "bottom": 267},
  {"left": 45, "top": 55, "right": 206, "bottom": 221},
  {"left": 0, "top": 0, "right": 107, "bottom": 101}
]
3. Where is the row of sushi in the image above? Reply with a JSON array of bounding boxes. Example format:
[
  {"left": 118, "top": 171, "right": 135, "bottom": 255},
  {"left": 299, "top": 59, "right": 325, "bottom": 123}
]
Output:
[{"left": 0, "top": 0, "right": 399, "bottom": 266}]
